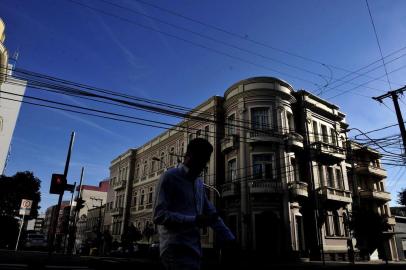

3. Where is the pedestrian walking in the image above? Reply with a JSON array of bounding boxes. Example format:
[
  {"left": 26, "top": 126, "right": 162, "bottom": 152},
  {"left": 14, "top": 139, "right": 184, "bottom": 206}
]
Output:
[{"left": 153, "top": 138, "right": 235, "bottom": 270}]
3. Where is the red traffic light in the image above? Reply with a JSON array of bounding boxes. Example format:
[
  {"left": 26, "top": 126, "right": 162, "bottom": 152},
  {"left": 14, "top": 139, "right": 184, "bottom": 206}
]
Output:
[{"left": 50, "top": 174, "right": 66, "bottom": 194}]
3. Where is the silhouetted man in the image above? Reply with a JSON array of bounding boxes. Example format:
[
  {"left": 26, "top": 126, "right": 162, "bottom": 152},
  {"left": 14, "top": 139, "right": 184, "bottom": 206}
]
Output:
[{"left": 153, "top": 138, "right": 234, "bottom": 270}]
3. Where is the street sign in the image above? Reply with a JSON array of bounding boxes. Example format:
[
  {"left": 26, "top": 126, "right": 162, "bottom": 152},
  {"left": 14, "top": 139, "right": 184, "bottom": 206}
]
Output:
[
  {"left": 16, "top": 199, "right": 32, "bottom": 251},
  {"left": 19, "top": 199, "right": 32, "bottom": 216}
]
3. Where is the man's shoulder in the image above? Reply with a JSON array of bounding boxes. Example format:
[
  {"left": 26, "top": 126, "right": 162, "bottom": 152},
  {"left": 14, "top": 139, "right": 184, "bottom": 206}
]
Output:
[{"left": 161, "top": 167, "right": 182, "bottom": 180}]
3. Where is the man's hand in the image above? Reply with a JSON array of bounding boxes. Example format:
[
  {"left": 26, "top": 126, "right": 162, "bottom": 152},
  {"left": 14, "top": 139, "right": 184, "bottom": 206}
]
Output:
[{"left": 196, "top": 213, "right": 219, "bottom": 227}]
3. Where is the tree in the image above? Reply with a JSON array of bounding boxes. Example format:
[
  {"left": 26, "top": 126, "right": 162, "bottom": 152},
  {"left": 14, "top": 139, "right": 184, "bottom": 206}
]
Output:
[
  {"left": 0, "top": 171, "right": 41, "bottom": 218},
  {"left": 398, "top": 188, "right": 406, "bottom": 206},
  {"left": 350, "top": 210, "right": 391, "bottom": 260},
  {"left": 0, "top": 171, "right": 41, "bottom": 248}
]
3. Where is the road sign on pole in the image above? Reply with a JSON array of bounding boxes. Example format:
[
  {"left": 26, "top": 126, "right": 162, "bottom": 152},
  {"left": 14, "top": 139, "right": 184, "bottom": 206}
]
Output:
[
  {"left": 19, "top": 199, "right": 32, "bottom": 216},
  {"left": 15, "top": 199, "right": 32, "bottom": 251}
]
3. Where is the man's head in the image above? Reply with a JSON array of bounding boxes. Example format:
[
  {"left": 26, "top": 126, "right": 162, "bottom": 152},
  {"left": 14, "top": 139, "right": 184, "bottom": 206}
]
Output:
[{"left": 184, "top": 138, "right": 213, "bottom": 177}]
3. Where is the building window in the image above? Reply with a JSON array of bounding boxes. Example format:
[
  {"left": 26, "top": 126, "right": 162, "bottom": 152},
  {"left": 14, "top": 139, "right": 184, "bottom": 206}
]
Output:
[
  {"left": 160, "top": 152, "right": 165, "bottom": 170},
  {"left": 312, "top": 121, "right": 319, "bottom": 142},
  {"left": 287, "top": 112, "right": 294, "bottom": 132},
  {"left": 335, "top": 168, "right": 343, "bottom": 190},
  {"left": 132, "top": 191, "right": 137, "bottom": 207},
  {"left": 140, "top": 190, "right": 145, "bottom": 206},
  {"left": 135, "top": 164, "right": 140, "bottom": 179},
  {"left": 326, "top": 211, "right": 334, "bottom": 236},
  {"left": 189, "top": 133, "right": 194, "bottom": 142},
  {"left": 227, "top": 114, "right": 236, "bottom": 135},
  {"left": 227, "top": 159, "right": 237, "bottom": 182},
  {"left": 290, "top": 157, "right": 298, "bottom": 182},
  {"left": 252, "top": 154, "right": 273, "bottom": 180},
  {"left": 318, "top": 165, "right": 324, "bottom": 187},
  {"left": 205, "top": 126, "right": 209, "bottom": 140},
  {"left": 326, "top": 167, "right": 334, "bottom": 188},
  {"left": 169, "top": 147, "right": 175, "bottom": 165},
  {"left": 148, "top": 187, "right": 153, "bottom": 204},
  {"left": 180, "top": 142, "right": 185, "bottom": 156},
  {"left": 330, "top": 128, "right": 337, "bottom": 146},
  {"left": 143, "top": 161, "right": 148, "bottom": 176},
  {"left": 251, "top": 107, "right": 270, "bottom": 134},
  {"left": 196, "top": 130, "right": 201, "bottom": 138},
  {"left": 333, "top": 211, "right": 343, "bottom": 236},
  {"left": 151, "top": 159, "right": 156, "bottom": 173},
  {"left": 321, "top": 125, "right": 329, "bottom": 144}
]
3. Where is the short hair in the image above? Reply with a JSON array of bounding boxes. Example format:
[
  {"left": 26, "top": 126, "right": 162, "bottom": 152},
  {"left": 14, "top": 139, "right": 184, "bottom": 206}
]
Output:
[{"left": 186, "top": 138, "right": 213, "bottom": 157}]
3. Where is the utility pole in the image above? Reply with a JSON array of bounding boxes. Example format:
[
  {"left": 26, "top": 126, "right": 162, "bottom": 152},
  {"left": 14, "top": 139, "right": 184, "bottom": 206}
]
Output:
[
  {"left": 49, "top": 131, "right": 75, "bottom": 254},
  {"left": 373, "top": 86, "right": 406, "bottom": 156},
  {"left": 67, "top": 167, "right": 85, "bottom": 254},
  {"left": 90, "top": 197, "right": 103, "bottom": 253}
]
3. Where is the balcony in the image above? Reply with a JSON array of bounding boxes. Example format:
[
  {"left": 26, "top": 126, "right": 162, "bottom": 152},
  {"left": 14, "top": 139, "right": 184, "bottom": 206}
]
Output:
[
  {"left": 354, "top": 165, "right": 387, "bottom": 178},
  {"left": 110, "top": 207, "right": 123, "bottom": 216},
  {"left": 249, "top": 180, "right": 285, "bottom": 194},
  {"left": 311, "top": 141, "right": 346, "bottom": 164},
  {"left": 248, "top": 129, "right": 280, "bottom": 143},
  {"left": 320, "top": 186, "right": 352, "bottom": 204},
  {"left": 289, "top": 181, "right": 308, "bottom": 198},
  {"left": 113, "top": 180, "right": 126, "bottom": 190},
  {"left": 359, "top": 190, "right": 391, "bottom": 202},
  {"left": 284, "top": 132, "right": 304, "bottom": 149},
  {"left": 130, "top": 206, "right": 138, "bottom": 213},
  {"left": 221, "top": 135, "right": 239, "bottom": 152},
  {"left": 221, "top": 182, "right": 240, "bottom": 197}
]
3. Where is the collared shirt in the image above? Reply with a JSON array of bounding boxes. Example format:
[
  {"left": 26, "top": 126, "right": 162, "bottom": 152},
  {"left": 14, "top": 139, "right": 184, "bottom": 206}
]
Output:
[{"left": 153, "top": 164, "right": 235, "bottom": 257}]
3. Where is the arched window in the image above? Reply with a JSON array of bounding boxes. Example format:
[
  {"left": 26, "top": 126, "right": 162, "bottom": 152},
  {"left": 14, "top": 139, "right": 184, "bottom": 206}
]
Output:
[
  {"left": 160, "top": 152, "right": 165, "bottom": 169},
  {"left": 169, "top": 147, "right": 175, "bottom": 165},
  {"left": 140, "top": 190, "right": 145, "bottom": 206},
  {"left": 148, "top": 187, "right": 153, "bottom": 204},
  {"left": 143, "top": 160, "right": 148, "bottom": 176}
]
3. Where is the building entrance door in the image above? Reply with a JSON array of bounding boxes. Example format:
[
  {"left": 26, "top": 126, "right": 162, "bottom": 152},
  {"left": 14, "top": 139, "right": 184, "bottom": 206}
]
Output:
[{"left": 255, "top": 211, "right": 281, "bottom": 258}]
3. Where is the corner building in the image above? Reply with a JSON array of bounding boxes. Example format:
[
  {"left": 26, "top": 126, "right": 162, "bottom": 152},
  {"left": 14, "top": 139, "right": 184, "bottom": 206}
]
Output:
[{"left": 107, "top": 77, "right": 393, "bottom": 261}]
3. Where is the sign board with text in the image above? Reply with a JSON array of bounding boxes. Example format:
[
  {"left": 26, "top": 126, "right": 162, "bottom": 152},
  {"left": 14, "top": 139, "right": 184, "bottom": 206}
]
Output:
[{"left": 19, "top": 199, "right": 32, "bottom": 216}]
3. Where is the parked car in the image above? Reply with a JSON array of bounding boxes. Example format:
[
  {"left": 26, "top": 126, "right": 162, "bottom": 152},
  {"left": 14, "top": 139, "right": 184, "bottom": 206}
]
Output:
[{"left": 23, "top": 233, "right": 47, "bottom": 250}]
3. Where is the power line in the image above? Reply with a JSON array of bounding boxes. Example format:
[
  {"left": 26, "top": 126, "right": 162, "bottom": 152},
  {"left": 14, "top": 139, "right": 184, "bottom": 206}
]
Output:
[
  {"left": 365, "top": 0, "right": 392, "bottom": 90},
  {"left": 67, "top": 0, "right": 406, "bottom": 97},
  {"left": 1, "top": 68, "right": 352, "bottom": 140},
  {"left": 127, "top": 0, "right": 404, "bottom": 87},
  {"left": 66, "top": 0, "right": 324, "bottom": 89}
]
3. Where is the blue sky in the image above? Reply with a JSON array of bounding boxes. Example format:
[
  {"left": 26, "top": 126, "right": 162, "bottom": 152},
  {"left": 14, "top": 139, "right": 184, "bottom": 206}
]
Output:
[{"left": 1, "top": 0, "right": 406, "bottom": 211}]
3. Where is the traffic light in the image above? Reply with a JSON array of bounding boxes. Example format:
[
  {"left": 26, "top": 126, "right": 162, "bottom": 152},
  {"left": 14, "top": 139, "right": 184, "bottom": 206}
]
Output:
[
  {"left": 75, "top": 198, "right": 86, "bottom": 210},
  {"left": 50, "top": 174, "right": 66, "bottom": 194}
]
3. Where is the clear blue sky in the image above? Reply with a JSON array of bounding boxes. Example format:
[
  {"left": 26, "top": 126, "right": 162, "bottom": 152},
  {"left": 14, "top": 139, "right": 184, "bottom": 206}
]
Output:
[{"left": 1, "top": 0, "right": 406, "bottom": 212}]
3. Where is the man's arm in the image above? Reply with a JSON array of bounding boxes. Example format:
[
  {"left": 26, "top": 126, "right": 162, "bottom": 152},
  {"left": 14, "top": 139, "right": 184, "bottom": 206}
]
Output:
[
  {"left": 202, "top": 191, "right": 235, "bottom": 242},
  {"left": 152, "top": 172, "right": 196, "bottom": 227}
]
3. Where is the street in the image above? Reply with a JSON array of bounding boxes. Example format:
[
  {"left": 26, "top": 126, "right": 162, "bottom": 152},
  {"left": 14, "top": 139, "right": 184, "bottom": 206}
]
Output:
[{"left": 1, "top": 250, "right": 406, "bottom": 270}]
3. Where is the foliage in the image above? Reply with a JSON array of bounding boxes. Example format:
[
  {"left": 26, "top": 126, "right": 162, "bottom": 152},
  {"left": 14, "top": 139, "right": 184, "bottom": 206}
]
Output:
[
  {"left": 350, "top": 210, "right": 391, "bottom": 258},
  {"left": 0, "top": 171, "right": 41, "bottom": 219},
  {"left": 398, "top": 188, "right": 406, "bottom": 206}
]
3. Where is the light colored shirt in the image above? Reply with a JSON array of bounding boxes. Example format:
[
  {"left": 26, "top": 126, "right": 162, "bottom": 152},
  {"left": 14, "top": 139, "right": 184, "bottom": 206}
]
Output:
[{"left": 153, "top": 164, "right": 235, "bottom": 257}]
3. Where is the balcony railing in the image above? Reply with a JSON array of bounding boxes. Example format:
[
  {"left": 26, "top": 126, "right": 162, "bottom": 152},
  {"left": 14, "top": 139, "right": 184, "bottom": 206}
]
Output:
[
  {"left": 320, "top": 186, "right": 352, "bottom": 203},
  {"left": 311, "top": 141, "right": 346, "bottom": 164},
  {"left": 113, "top": 180, "right": 126, "bottom": 190},
  {"left": 248, "top": 129, "right": 281, "bottom": 142},
  {"left": 354, "top": 165, "right": 387, "bottom": 178},
  {"left": 221, "top": 135, "right": 239, "bottom": 152},
  {"left": 359, "top": 190, "right": 391, "bottom": 202},
  {"left": 289, "top": 181, "right": 308, "bottom": 197},
  {"left": 221, "top": 182, "right": 240, "bottom": 197},
  {"left": 385, "top": 216, "right": 396, "bottom": 226},
  {"left": 110, "top": 207, "right": 123, "bottom": 216},
  {"left": 284, "top": 132, "right": 304, "bottom": 149},
  {"left": 249, "top": 180, "right": 285, "bottom": 194}
]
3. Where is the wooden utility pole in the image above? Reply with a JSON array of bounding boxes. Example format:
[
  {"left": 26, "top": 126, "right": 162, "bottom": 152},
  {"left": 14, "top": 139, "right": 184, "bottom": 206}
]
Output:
[{"left": 373, "top": 86, "right": 406, "bottom": 156}]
